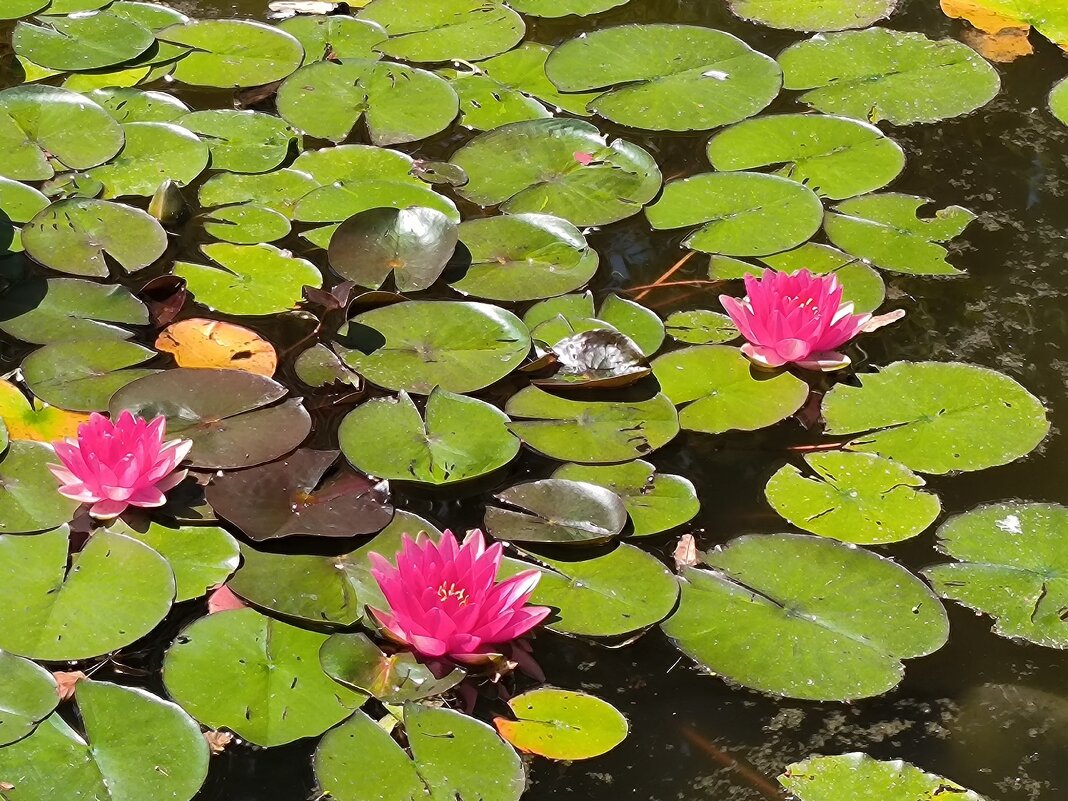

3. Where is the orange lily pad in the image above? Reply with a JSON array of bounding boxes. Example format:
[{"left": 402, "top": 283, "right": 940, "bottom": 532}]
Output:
[{"left": 155, "top": 318, "right": 277, "bottom": 377}]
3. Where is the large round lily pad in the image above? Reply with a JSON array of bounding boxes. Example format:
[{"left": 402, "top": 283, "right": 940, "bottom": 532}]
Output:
[
  {"left": 821, "top": 361, "right": 1049, "bottom": 474},
  {"left": 766, "top": 451, "right": 940, "bottom": 544},
  {"left": 23, "top": 339, "right": 158, "bottom": 412},
  {"left": 201, "top": 204, "right": 291, "bottom": 244},
  {"left": 545, "top": 25, "right": 781, "bottom": 131},
  {"left": 22, "top": 198, "right": 167, "bottom": 278},
  {"left": 662, "top": 533, "right": 949, "bottom": 700},
  {"left": 0, "top": 277, "right": 148, "bottom": 345},
  {"left": 339, "top": 389, "right": 519, "bottom": 485},
  {"left": 0, "top": 527, "right": 175, "bottom": 661},
  {"left": 778, "top": 28, "right": 1001, "bottom": 124},
  {"left": 0, "top": 680, "right": 209, "bottom": 801},
  {"left": 923, "top": 502, "right": 1068, "bottom": 648},
  {"left": 448, "top": 213, "right": 599, "bottom": 302},
  {"left": 485, "top": 479, "right": 627, "bottom": 545},
  {"left": 0, "top": 86, "right": 124, "bottom": 180},
  {"left": 473, "top": 42, "right": 599, "bottom": 116},
  {"left": 13, "top": 12, "right": 155, "bottom": 72},
  {"left": 652, "top": 346, "right": 809, "bottom": 434},
  {"left": 206, "top": 448, "right": 393, "bottom": 541},
  {"left": 779, "top": 753, "right": 987, "bottom": 801},
  {"left": 499, "top": 542, "right": 679, "bottom": 636},
  {"left": 174, "top": 243, "right": 322, "bottom": 316},
  {"left": 728, "top": 0, "right": 898, "bottom": 31},
  {"left": 645, "top": 172, "right": 823, "bottom": 256},
  {"left": 199, "top": 168, "right": 317, "bottom": 217},
  {"left": 163, "top": 608, "right": 366, "bottom": 747},
  {"left": 315, "top": 705, "right": 525, "bottom": 801},
  {"left": 88, "top": 122, "right": 209, "bottom": 198},
  {"left": 335, "top": 301, "right": 530, "bottom": 394},
  {"left": 278, "top": 14, "right": 386, "bottom": 62},
  {"left": 452, "top": 119, "right": 661, "bottom": 227},
  {"left": 0, "top": 443, "right": 80, "bottom": 534},
  {"left": 495, "top": 689, "right": 628, "bottom": 760},
  {"left": 0, "top": 650, "right": 58, "bottom": 746},
  {"left": 707, "top": 114, "right": 905, "bottom": 200},
  {"left": 506, "top": 386, "right": 679, "bottom": 463},
  {"left": 357, "top": 0, "right": 525, "bottom": 62},
  {"left": 158, "top": 20, "right": 305, "bottom": 88},
  {"left": 109, "top": 368, "right": 312, "bottom": 469},
  {"left": 178, "top": 110, "right": 295, "bottom": 174}
]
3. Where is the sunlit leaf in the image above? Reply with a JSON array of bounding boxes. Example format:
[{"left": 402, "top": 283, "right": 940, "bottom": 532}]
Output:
[
  {"left": 495, "top": 688, "right": 628, "bottom": 760},
  {"left": 156, "top": 318, "right": 277, "bottom": 377},
  {"left": 779, "top": 753, "right": 987, "bottom": 801},
  {"left": 158, "top": 19, "right": 305, "bottom": 88},
  {"left": 485, "top": 478, "right": 627, "bottom": 545},
  {"left": 0, "top": 379, "right": 89, "bottom": 442},
  {"left": 357, "top": 0, "right": 525, "bottom": 62}
]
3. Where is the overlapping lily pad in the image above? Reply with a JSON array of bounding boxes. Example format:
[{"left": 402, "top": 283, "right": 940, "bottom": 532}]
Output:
[
  {"left": 357, "top": 0, "right": 525, "bottom": 62},
  {"left": 23, "top": 339, "right": 158, "bottom": 412},
  {"left": 728, "top": 0, "right": 898, "bottom": 31},
  {"left": 158, "top": 20, "right": 305, "bottom": 88},
  {"left": 452, "top": 119, "right": 662, "bottom": 226},
  {"left": 506, "top": 0, "right": 631, "bottom": 17},
  {"left": 201, "top": 204, "right": 292, "bottom": 244},
  {"left": 163, "top": 608, "right": 366, "bottom": 747},
  {"left": 652, "top": 346, "right": 809, "bottom": 434},
  {"left": 779, "top": 28, "right": 1001, "bottom": 124},
  {"left": 923, "top": 502, "right": 1068, "bottom": 648},
  {"left": 0, "top": 0, "right": 49, "bottom": 20},
  {"left": 0, "top": 444, "right": 80, "bottom": 534},
  {"left": 1053, "top": 78, "right": 1068, "bottom": 126},
  {"left": 662, "top": 533, "right": 949, "bottom": 700},
  {"left": 766, "top": 451, "right": 940, "bottom": 544},
  {"left": 545, "top": 25, "right": 782, "bottom": 131},
  {"left": 13, "top": 12, "right": 155, "bottom": 72},
  {"left": 320, "top": 633, "right": 464, "bottom": 702},
  {"left": 178, "top": 110, "right": 295, "bottom": 174},
  {"left": 0, "top": 380, "right": 87, "bottom": 443},
  {"left": 821, "top": 361, "right": 1049, "bottom": 474},
  {"left": 664, "top": 310, "right": 739, "bottom": 345},
  {"left": 88, "top": 122, "right": 209, "bottom": 198},
  {"left": 0, "top": 650, "right": 58, "bottom": 746},
  {"left": 485, "top": 479, "right": 627, "bottom": 545},
  {"left": 109, "top": 368, "right": 312, "bottom": 469},
  {"left": 0, "top": 277, "right": 148, "bottom": 344},
  {"left": 339, "top": 389, "right": 519, "bottom": 485},
  {"left": 87, "top": 87, "right": 191, "bottom": 124},
  {"left": 779, "top": 754, "right": 987, "bottom": 801},
  {"left": 278, "top": 14, "right": 386, "bottom": 61},
  {"left": 199, "top": 168, "right": 317, "bottom": 217},
  {"left": 506, "top": 387, "right": 679, "bottom": 463},
  {"left": 646, "top": 172, "right": 823, "bottom": 256},
  {"left": 335, "top": 301, "right": 530, "bottom": 394},
  {"left": 0, "top": 527, "right": 175, "bottom": 661},
  {"left": 524, "top": 292, "right": 665, "bottom": 356},
  {"left": 473, "top": 43, "right": 599, "bottom": 116}
]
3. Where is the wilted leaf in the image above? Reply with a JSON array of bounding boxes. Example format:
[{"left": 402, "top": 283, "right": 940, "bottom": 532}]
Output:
[{"left": 156, "top": 318, "right": 277, "bottom": 377}]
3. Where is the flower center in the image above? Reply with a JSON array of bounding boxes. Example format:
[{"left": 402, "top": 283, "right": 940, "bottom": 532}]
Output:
[{"left": 437, "top": 581, "right": 469, "bottom": 606}]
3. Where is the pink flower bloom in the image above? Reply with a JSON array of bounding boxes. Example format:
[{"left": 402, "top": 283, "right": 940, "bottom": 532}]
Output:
[
  {"left": 369, "top": 529, "right": 550, "bottom": 664},
  {"left": 49, "top": 411, "right": 192, "bottom": 520},
  {"left": 719, "top": 269, "right": 904, "bottom": 371}
]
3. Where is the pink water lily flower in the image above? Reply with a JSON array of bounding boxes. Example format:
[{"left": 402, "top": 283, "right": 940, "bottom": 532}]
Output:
[
  {"left": 49, "top": 411, "right": 192, "bottom": 520},
  {"left": 369, "top": 529, "right": 550, "bottom": 664},
  {"left": 719, "top": 269, "right": 904, "bottom": 371}
]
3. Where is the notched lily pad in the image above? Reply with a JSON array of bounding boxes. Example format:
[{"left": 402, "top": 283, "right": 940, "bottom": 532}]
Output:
[
  {"left": 495, "top": 688, "right": 628, "bottom": 760},
  {"left": 158, "top": 19, "right": 305, "bottom": 88},
  {"left": 779, "top": 753, "right": 987, "bottom": 801},
  {"left": 320, "top": 632, "right": 464, "bottom": 702},
  {"left": 485, "top": 478, "right": 627, "bottom": 545},
  {"left": 0, "top": 277, "right": 149, "bottom": 345},
  {"left": 357, "top": 0, "right": 525, "bottom": 62}
]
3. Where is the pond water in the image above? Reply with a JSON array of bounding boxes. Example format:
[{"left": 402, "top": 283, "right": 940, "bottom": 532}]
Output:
[{"left": 1, "top": 0, "right": 1066, "bottom": 799}]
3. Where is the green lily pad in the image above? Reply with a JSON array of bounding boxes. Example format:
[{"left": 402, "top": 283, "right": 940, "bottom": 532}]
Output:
[
  {"left": 779, "top": 28, "right": 1001, "bottom": 124},
  {"left": 206, "top": 448, "right": 393, "bottom": 541},
  {"left": 0, "top": 85, "right": 125, "bottom": 180},
  {"left": 474, "top": 43, "right": 599, "bottom": 116},
  {"left": 61, "top": 66, "right": 152, "bottom": 93},
  {"left": 14, "top": 12, "right": 155, "bottom": 72},
  {"left": 0, "top": 176, "right": 48, "bottom": 253},
  {"left": 178, "top": 110, "right": 295, "bottom": 174},
  {"left": 598, "top": 293, "right": 665, "bottom": 356},
  {"left": 765, "top": 451, "right": 940, "bottom": 544},
  {"left": 357, "top": 0, "right": 525, "bottom": 62},
  {"left": 758, "top": 243, "right": 886, "bottom": 313},
  {"left": 295, "top": 344, "right": 362, "bottom": 390},
  {"left": 662, "top": 533, "right": 949, "bottom": 700},
  {"left": 163, "top": 608, "right": 366, "bottom": 747},
  {"left": 824, "top": 193, "right": 976, "bottom": 276},
  {"left": 728, "top": 0, "right": 897, "bottom": 31},
  {"left": 335, "top": 301, "right": 530, "bottom": 394},
  {"left": 319, "top": 633, "right": 464, "bottom": 703},
  {"left": 0, "top": 444, "right": 79, "bottom": 534},
  {"left": 506, "top": 0, "right": 631, "bottom": 17},
  {"left": 506, "top": 386, "right": 679, "bottom": 463},
  {"left": 87, "top": 121, "right": 209, "bottom": 198},
  {"left": 109, "top": 1, "right": 190, "bottom": 28},
  {"left": 486, "top": 479, "right": 627, "bottom": 545},
  {"left": 779, "top": 754, "right": 987, "bottom": 801},
  {"left": 499, "top": 542, "right": 679, "bottom": 636},
  {"left": 109, "top": 368, "right": 312, "bottom": 470},
  {"left": 0, "top": 650, "right": 58, "bottom": 746},
  {"left": 495, "top": 689, "right": 627, "bottom": 760},
  {"left": 452, "top": 119, "right": 661, "bottom": 227},
  {"left": 158, "top": 19, "right": 305, "bottom": 88},
  {"left": 294, "top": 143, "right": 415, "bottom": 184},
  {"left": 315, "top": 705, "right": 525, "bottom": 801},
  {"left": 652, "top": 345, "right": 809, "bottom": 435},
  {"left": 0, "top": 277, "right": 148, "bottom": 345},
  {"left": 202, "top": 203, "right": 292, "bottom": 244},
  {"left": 552, "top": 460, "right": 699, "bottom": 537},
  {"left": 645, "top": 172, "right": 823, "bottom": 256},
  {"left": 1052, "top": 78, "right": 1068, "bottom": 126},
  {"left": 821, "top": 361, "right": 1049, "bottom": 474},
  {"left": 328, "top": 206, "right": 458, "bottom": 291},
  {"left": 86, "top": 87, "right": 191, "bottom": 123},
  {"left": 199, "top": 168, "right": 317, "bottom": 217},
  {"left": 665, "top": 310, "right": 739, "bottom": 345},
  {"left": 0, "top": 680, "right": 209, "bottom": 801},
  {"left": 523, "top": 291, "right": 665, "bottom": 356},
  {"left": 22, "top": 198, "right": 166, "bottom": 278},
  {"left": 923, "top": 502, "right": 1068, "bottom": 648},
  {"left": 0, "top": 0, "right": 49, "bottom": 20},
  {"left": 448, "top": 213, "right": 598, "bottom": 301},
  {"left": 545, "top": 25, "right": 781, "bottom": 131},
  {"left": 277, "top": 60, "right": 459, "bottom": 145},
  {"left": 175, "top": 243, "right": 322, "bottom": 316},
  {"left": 40, "top": 0, "right": 112, "bottom": 13},
  {"left": 106, "top": 518, "right": 239, "bottom": 602},
  {"left": 448, "top": 72, "right": 552, "bottom": 132},
  {"left": 707, "top": 114, "right": 905, "bottom": 200},
  {"left": 0, "top": 527, "right": 174, "bottom": 661},
  {"left": 294, "top": 178, "right": 458, "bottom": 226},
  {"left": 278, "top": 14, "right": 386, "bottom": 61},
  {"left": 339, "top": 389, "right": 519, "bottom": 485},
  {"left": 23, "top": 339, "right": 157, "bottom": 412}
]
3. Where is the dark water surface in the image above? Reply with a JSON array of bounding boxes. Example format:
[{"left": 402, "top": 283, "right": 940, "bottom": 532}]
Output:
[{"left": 12, "top": 0, "right": 1068, "bottom": 798}]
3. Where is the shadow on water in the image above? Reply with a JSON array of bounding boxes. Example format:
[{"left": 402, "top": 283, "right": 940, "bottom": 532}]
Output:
[{"left": 8, "top": 0, "right": 1068, "bottom": 797}]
